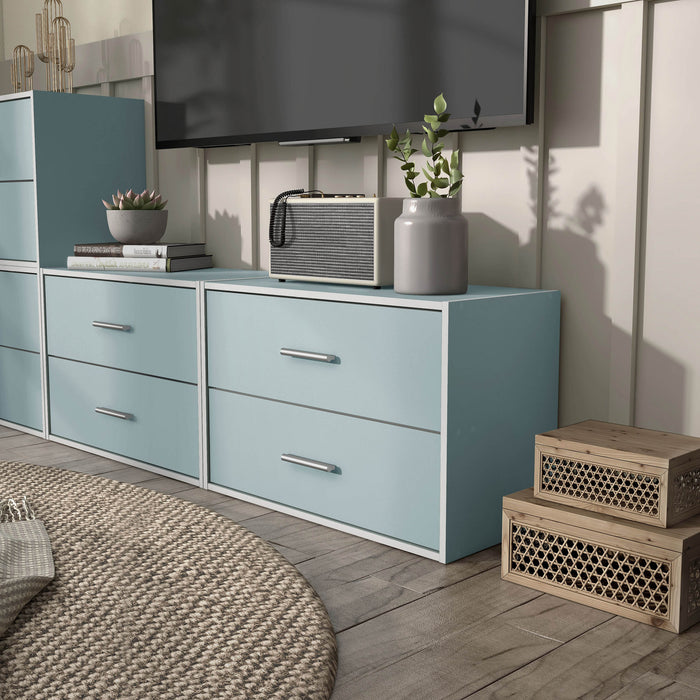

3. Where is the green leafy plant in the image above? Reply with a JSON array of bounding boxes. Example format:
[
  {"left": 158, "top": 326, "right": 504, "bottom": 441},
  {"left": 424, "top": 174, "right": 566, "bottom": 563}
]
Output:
[
  {"left": 102, "top": 189, "right": 168, "bottom": 210},
  {"left": 386, "top": 93, "right": 463, "bottom": 198}
]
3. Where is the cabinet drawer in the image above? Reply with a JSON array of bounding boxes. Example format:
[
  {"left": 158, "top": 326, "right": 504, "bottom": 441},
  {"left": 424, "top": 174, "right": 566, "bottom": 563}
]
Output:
[
  {"left": 0, "top": 182, "right": 37, "bottom": 261},
  {"left": 0, "top": 271, "right": 39, "bottom": 352},
  {"left": 0, "top": 98, "right": 34, "bottom": 181},
  {"left": 208, "top": 389, "right": 440, "bottom": 549},
  {"left": 48, "top": 357, "right": 199, "bottom": 478},
  {"left": 45, "top": 276, "right": 197, "bottom": 383},
  {"left": 207, "top": 292, "right": 442, "bottom": 430},
  {"left": 0, "top": 346, "right": 42, "bottom": 430}
]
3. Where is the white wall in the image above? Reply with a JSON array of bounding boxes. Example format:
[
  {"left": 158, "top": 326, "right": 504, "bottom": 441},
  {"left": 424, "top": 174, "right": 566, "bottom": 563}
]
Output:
[
  {"left": 2, "top": 0, "right": 700, "bottom": 438},
  {"left": 2, "top": 0, "right": 151, "bottom": 59}
]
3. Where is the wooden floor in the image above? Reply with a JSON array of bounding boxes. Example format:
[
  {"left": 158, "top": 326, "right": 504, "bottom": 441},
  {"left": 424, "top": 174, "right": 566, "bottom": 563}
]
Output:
[{"left": 3, "top": 425, "right": 700, "bottom": 698}]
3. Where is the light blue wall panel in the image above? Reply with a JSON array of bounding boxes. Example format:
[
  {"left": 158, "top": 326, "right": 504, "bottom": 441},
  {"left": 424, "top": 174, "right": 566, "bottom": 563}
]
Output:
[
  {"left": 208, "top": 389, "right": 441, "bottom": 549},
  {"left": 45, "top": 276, "right": 197, "bottom": 383},
  {"left": 32, "top": 91, "right": 146, "bottom": 266},
  {"left": 49, "top": 357, "right": 199, "bottom": 477},
  {"left": 0, "top": 271, "right": 39, "bottom": 352},
  {"left": 444, "top": 291, "right": 561, "bottom": 561},
  {"left": 0, "top": 98, "right": 34, "bottom": 180},
  {"left": 207, "top": 291, "right": 442, "bottom": 430},
  {"left": 0, "top": 182, "right": 37, "bottom": 261},
  {"left": 0, "top": 346, "right": 42, "bottom": 430}
]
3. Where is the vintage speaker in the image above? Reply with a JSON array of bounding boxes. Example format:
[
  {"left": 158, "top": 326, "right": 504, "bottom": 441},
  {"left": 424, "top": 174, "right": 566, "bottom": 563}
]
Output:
[{"left": 268, "top": 197, "right": 403, "bottom": 287}]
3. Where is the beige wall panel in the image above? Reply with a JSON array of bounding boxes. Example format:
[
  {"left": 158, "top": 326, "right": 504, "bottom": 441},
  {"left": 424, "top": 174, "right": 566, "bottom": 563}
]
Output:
[
  {"left": 636, "top": 0, "right": 700, "bottom": 436},
  {"left": 2, "top": 0, "right": 152, "bottom": 59},
  {"left": 205, "top": 147, "right": 255, "bottom": 270},
  {"left": 156, "top": 147, "right": 201, "bottom": 245},
  {"left": 315, "top": 138, "right": 377, "bottom": 196},
  {"left": 461, "top": 124, "right": 540, "bottom": 290},
  {"left": 257, "top": 143, "right": 310, "bottom": 272},
  {"left": 541, "top": 8, "right": 621, "bottom": 427}
]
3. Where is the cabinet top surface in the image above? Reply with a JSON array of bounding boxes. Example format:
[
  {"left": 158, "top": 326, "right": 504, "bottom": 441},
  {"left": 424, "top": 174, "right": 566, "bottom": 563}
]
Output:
[
  {"left": 537, "top": 420, "right": 700, "bottom": 468},
  {"left": 0, "top": 90, "right": 139, "bottom": 106},
  {"left": 204, "top": 277, "right": 559, "bottom": 309},
  {"left": 43, "top": 267, "right": 266, "bottom": 286}
]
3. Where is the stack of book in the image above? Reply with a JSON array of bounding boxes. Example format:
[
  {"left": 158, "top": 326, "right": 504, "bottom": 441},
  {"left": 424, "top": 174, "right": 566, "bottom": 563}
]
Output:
[{"left": 67, "top": 242, "right": 212, "bottom": 272}]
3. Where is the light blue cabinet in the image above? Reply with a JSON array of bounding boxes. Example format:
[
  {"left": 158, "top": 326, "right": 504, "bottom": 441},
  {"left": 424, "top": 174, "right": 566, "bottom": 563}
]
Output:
[
  {"left": 45, "top": 276, "right": 198, "bottom": 383},
  {"left": 42, "top": 269, "right": 266, "bottom": 480},
  {"left": 49, "top": 356, "right": 199, "bottom": 478},
  {"left": 0, "top": 91, "right": 146, "bottom": 434},
  {"left": 208, "top": 388, "right": 441, "bottom": 549},
  {"left": 0, "top": 182, "right": 37, "bottom": 261},
  {"left": 207, "top": 292, "right": 442, "bottom": 430},
  {"left": 205, "top": 279, "right": 561, "bottom": 563},
  {"left": 0, "top": 346, "right": 42, "bottom": 431},
  {"left": 0, "top": 97, "right": 34, "bottom": 180}
]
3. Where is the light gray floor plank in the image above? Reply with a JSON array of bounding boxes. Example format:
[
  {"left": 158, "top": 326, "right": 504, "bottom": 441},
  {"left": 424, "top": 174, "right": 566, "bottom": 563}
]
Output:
[
  {"left": 240, "top": 511, "right": 364, "bottom": 557},
  {"left": 333, "top": 567, "right": 542, "bottom": 689},
  {"left": 468, "top": 615, "right": 699, "bottom": 699},
  {"left": 208, "top": 498, "right": 272, "bottom": 521},
  {"left": 607, "top": 671, "right": 700, "bottom": 699},
  {"left": 296, "top": 539, "right": 418, "bottom": 594},
  {"left": 173, "top": 486, "right": 231, "bottom": 506},
  {"left": 372, "top": 544, "right": 502, "bottom": 594},
  {"left": 137, "top": 475, "right": 194, "bottom": 495}
]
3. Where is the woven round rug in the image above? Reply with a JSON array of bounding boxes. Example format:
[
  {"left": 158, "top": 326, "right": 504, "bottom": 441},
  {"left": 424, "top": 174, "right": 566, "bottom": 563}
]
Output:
[{"left": 0, "top": 461, "right": 337, "bottom": 699}]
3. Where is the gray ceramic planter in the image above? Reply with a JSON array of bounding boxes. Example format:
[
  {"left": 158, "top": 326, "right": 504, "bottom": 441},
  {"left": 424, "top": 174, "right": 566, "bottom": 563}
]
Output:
[
  {"left": 106, "top": 209, "right": 168, "bottom": 245},
  {"left": 393, "top": 198, "right": 468, "bottom": 295}
]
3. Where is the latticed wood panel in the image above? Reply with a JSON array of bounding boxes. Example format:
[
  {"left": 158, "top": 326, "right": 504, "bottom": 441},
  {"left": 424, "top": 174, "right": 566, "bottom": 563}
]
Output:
[
  {"left": 509, "top": 521, "right": 672, "bottom": 618},
  {"left": 537, "top": 450, "right": 663, "bottom": 524},
  {"left": 673, "top": 466, "right": 700, "bottom": 518}
]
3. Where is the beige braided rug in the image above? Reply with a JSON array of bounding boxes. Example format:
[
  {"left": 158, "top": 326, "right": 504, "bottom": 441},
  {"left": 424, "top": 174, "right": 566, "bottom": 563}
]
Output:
[{"left": 0, "top": 461, "right": 337, "bottom": 699}]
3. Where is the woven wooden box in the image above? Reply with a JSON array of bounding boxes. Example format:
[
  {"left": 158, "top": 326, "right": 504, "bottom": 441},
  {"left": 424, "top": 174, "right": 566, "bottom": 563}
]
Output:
[
  {"left": 534, "top": 420, "right": 700, "bottom": 528},
  {"left": 502, "top": 489, "right": 700, "bottom": 633}
]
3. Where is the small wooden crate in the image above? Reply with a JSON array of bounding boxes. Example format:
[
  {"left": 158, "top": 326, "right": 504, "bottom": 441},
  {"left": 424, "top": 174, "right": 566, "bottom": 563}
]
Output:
[
  {"left": 502, "top": 489, "right": 700, "bottom": 633},
  {"left": 534, "top": 420, "right": 700, "bottom": 528}
]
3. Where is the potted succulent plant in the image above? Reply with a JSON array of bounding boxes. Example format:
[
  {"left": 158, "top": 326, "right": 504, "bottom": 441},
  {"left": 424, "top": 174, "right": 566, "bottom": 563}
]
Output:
[
  {"left": 386, "top": 94, "right": 468, "bottom": 295},
  {"left": 102, "top": 189, "right": 169, "bottom": 245}
]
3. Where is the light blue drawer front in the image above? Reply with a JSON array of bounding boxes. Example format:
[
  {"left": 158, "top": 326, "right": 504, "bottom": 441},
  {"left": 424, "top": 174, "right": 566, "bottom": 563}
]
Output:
[
  {"left": 207, "top": 292, "right": 442, "bottom": 431},
  {"left": 45, "top": 276, "right": 197, "bottom": 383},
  {"left": 0, "top": 346, "right": 42, "bottom": 430},
  {"left": 49, "top": 357, "right": 199, "bottom": 478},
  {"left": 0, "top": 182, "right": 37, "bottom": 261},
  {"left": 0, "top": 271, "right": 39, "bottom": 352},
  {"left": 0, "top": 98, "right": 34, "bottom": 181},
  {"left": 208, "top": 389, "right": 440, "bottom": 549}
]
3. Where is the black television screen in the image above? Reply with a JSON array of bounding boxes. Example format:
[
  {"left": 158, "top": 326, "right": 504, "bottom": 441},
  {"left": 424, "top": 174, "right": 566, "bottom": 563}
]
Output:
[{"left": 153, "top": 0, "right": 535, "bottom": 149}]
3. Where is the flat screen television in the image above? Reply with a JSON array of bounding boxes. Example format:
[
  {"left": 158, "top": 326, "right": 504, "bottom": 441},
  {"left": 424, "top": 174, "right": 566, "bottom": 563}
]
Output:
[{"left": 153, "top": 0, "right": 535, "bottom": 149}]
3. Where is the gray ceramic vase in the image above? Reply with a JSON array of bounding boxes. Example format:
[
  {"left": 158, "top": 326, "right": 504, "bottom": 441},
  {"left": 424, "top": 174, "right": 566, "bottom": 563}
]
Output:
[
  {"left": 393, "top": 197, "right": 468, "bottom": 295},
  {"left": 106, "top": 209, "right": 168, "bottom": 245}
]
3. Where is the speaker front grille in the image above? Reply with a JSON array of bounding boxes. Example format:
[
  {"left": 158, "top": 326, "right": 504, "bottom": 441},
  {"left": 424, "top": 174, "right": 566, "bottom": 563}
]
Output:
[{"left": 270, "top": 203, "right": 375, "bottom": 280}]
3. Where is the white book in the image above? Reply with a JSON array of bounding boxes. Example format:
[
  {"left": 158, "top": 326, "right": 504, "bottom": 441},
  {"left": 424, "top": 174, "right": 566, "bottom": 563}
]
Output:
[
  {"left": 122, "top": 243, "right": 206, "bottom": 258},
  {"left": 66, "top": 255, "right": 213, "bottom": 272}
]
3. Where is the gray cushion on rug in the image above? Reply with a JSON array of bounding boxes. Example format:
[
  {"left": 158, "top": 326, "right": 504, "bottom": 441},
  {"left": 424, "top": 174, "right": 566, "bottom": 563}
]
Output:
[{"left": 0, "top": 498, "right": 55, "bottom": 636}]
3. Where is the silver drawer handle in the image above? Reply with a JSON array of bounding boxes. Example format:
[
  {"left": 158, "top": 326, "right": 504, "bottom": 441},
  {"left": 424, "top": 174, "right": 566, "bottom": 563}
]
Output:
[
  {"left": 281, "top": 453, "right": 336, "bottom": 473},
  {"left": 92, "top": 321, "right": 132, "bottom": 332},
  {"left": 95, "top": 406, "right": 133, "bottom": 421},
  {"left": 280, "top": 348, "right": 337, "bottom": 363}
]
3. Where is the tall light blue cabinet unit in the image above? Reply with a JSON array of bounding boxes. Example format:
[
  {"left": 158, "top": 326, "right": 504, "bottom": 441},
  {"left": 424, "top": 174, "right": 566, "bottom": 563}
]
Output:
[
  {"left": 205, "top": 279, "right": 561, "bottom": 563},
  {"left": 0, "top": 90, "right": 145, "bottom": 433}
]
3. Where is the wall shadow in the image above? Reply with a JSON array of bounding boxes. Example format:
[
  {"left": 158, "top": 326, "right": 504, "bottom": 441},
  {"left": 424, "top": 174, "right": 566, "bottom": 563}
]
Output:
[
  {"left": 465, "top": 141, "right": 687, "bottom": 432},
  {"left": 206, "top": 210, "right": 251, "bottom": 270}
]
